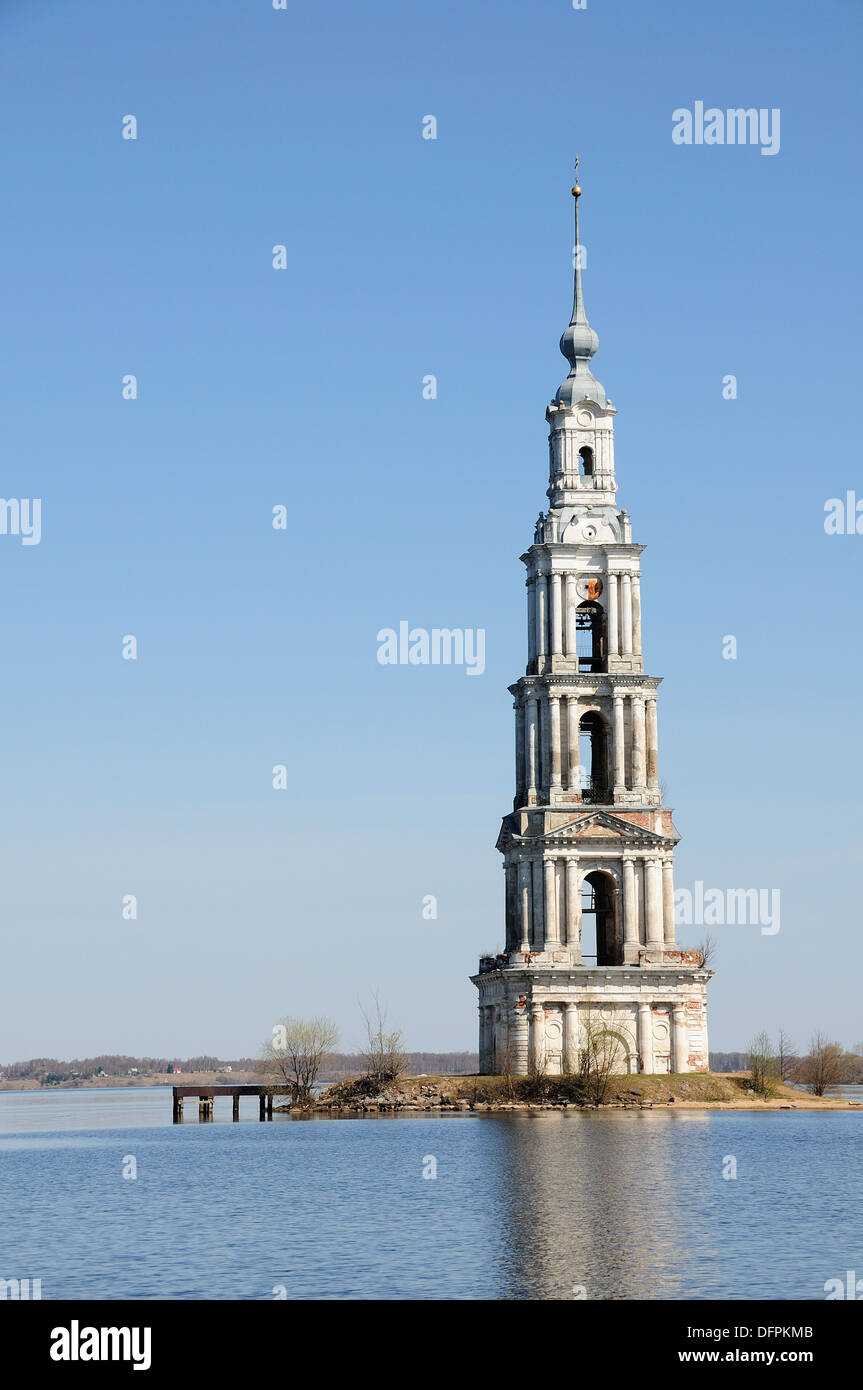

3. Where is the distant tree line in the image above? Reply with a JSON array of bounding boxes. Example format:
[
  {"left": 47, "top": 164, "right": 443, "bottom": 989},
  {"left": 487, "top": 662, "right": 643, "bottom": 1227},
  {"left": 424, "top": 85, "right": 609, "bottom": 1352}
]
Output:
[
  {"left": 0, "top": 1051, "right": 479, "bottom": 1083},
  {"left": 0, "top": 1055, "right": 258, "bottom": 1081},
  {"left": 319, "top": 1051, "right": 479, "bottom": 1082},
  {"left": 713, "top": 1046, "right": 863, "bottom": 1086},
  {"left": 709, "top": 1052, "right": 749, "bottom": 1072}
]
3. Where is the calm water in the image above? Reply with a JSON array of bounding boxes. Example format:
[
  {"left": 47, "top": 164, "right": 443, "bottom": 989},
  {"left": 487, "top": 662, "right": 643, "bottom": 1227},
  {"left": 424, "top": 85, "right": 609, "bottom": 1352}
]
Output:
[{"left": 0, "top": 1087, "right": 861, "bottom": 1300}]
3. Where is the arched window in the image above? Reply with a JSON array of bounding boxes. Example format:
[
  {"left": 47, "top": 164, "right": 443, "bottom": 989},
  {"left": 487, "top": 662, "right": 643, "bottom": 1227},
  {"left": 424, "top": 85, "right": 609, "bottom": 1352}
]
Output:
[
  {"left": 581, "top": 870, "right": 621, "bottom": 965},
  {"left": 575, "top": 600, "right": 606, "bottom": 673},
  {"left": 578, "top": 446, "right": 594, "bottom": 477},
  {"left": 579, "top": 711, "right": 610, "bottom": 803}
]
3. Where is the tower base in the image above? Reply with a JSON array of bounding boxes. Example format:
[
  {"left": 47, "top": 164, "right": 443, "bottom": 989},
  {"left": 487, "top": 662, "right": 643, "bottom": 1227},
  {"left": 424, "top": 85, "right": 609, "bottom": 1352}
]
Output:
[{"left": 471, "top": 962, "right": 710, "bottom": 1076}]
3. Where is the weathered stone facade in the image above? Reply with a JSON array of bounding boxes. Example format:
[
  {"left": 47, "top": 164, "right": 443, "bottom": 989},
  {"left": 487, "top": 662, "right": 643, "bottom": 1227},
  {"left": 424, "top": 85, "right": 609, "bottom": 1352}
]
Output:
[{"left": 471, "top": 176, "right": 711, "bottom": 1075}]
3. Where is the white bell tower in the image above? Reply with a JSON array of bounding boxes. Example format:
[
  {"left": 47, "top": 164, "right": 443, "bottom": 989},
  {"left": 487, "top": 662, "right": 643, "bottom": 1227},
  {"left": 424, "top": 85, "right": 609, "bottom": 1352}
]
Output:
[{"left": 471, "top": 166, "right": 712, "bottom": 1078}]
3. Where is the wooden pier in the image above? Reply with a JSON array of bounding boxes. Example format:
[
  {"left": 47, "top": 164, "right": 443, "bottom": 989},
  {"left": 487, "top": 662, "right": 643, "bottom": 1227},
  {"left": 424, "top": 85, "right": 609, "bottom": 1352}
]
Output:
[{"left": 172, "top": 1084, "right": 293, "bottom": 1123}]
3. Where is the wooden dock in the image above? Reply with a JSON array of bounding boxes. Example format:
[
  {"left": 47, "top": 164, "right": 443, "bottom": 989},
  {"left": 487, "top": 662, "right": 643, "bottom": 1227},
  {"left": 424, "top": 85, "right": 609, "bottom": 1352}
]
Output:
[{"left": 172, "top": 1084, "right": 293, "bottom": 1123}]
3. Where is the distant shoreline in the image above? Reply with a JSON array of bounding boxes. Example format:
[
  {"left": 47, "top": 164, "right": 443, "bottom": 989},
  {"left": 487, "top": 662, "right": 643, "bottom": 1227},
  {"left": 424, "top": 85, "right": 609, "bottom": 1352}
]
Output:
[
  {"left": 0, "top": 1070, "right": 259, "bottom": 1092},
  {"left": 2, "top": 1073, "right": 861, "bottom": 1113}
]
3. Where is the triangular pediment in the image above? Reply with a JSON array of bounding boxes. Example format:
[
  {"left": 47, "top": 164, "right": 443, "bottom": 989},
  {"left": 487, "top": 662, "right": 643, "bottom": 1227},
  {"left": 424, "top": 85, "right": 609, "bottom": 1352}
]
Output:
[
  {"left": 497, "top": 807, "right": 674, "bottom": 852},
  {"left": 545, "top": 809, "right": 669, "bottom": 846}
]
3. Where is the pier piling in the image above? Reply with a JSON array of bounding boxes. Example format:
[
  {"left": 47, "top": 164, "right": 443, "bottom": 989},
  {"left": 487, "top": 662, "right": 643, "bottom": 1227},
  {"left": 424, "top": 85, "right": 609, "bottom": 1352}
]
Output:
[{"left": 171, "top": 1084, "right": 291, "bottom": 1124}]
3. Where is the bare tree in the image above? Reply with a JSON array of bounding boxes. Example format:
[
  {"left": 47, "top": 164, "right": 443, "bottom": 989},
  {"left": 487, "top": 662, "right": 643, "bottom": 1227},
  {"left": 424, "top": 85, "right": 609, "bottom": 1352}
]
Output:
[
  {"left": 360, "top": 993, "right": 408, "bottom": 1090},
  {"left": 695, "top": 933, "right": 718, "bottom": 969},
  {"left": 747, "top": 1032, "right": 780, "bottom": 1099},
  {"left": 578, "top": 1011, "right": 623, "bottom": 1106},
  {"left": 776, "top": 1029, "right": 797, "bottom": 1083},
  {"left": 527, "top": 1038, "right": 548, "bottom": 1088},
  {"left": 258, "top": 1016, "right": 339, "bottom": 1108},
  {"left": 797, "top": 1032, "right": 844, "bottom": 1097}
]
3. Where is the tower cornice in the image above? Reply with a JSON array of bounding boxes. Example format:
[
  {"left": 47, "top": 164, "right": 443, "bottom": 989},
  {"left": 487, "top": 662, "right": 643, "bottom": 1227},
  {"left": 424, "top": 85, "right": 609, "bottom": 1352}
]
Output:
[
  {"left": 521, "top": 543, "right": 646, "bottom": 565},
  {"left": 509, "top": 674, "right": 663, "bottom": 695}
]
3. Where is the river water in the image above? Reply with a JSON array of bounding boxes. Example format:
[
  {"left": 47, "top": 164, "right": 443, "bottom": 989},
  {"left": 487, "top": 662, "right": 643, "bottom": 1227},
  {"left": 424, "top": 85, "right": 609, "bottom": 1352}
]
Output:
[{"left": 0, "top": 1087, "right": 860, "bottom": 1300}]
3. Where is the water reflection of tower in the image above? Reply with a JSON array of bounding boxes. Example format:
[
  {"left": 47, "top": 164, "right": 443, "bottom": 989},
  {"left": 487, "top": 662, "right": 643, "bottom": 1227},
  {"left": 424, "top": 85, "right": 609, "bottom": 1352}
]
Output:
[{"left": 487, "top": 1113, "right": 709, "bottom": 1300}]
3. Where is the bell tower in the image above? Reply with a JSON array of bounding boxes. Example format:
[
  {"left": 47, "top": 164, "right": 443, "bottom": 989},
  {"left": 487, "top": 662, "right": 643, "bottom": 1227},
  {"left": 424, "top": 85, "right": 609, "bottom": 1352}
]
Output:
[{"left": 471, "top": 167, "right": 712, "bottom": 1078}]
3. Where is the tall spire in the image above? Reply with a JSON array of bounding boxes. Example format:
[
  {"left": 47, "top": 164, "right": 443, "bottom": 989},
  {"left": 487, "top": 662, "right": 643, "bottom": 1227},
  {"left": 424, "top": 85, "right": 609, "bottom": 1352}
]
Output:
[{"left": 555, "top": 159, "right": 607, "bottom": 409}]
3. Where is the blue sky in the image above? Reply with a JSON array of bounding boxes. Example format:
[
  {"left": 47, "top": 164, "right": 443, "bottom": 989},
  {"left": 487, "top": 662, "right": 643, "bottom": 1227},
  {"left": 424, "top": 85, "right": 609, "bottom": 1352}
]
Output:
[{"left": 0, "top": 0, "right": 861, "bottom": 1060}]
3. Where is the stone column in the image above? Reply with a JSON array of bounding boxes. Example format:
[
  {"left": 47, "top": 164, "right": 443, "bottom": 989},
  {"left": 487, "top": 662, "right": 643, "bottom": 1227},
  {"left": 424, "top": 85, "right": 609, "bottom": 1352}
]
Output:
[
  {"left": 526, "top": 696, "right": 538, "bottom": 801},
  {"left": 563, "top": 1002, "right": 579, "bottom": 1074},
  {"left": 494, "top": 1005, "right": 505, "bottom": 1074},
  {"left": 530, "top": 1006, "right": 545, "bottom": 1074},
  {"left": 532, "top": 859, "right": 544, "bottom": 950},
  {"left": 631, "top": 574, "right": 642, "bottom": 656},
  {"left": 485, "top": 1005, "right": 496, "bottom": 1074},
  {"left": 512, "top": 1000, "right": 530, "bottom": 1075},
  {"left": 518, "top": 860, "right": 532, "bottom": 953},
  {"left": 504, "top": 864, "right": 517, "bottom": 951},
  {"left": 526, "top": 576, "right": 536, "bottom": 671},
  {"left": 662, "top": 860, "right": 675, "bottom": 944},
  {"left": 645, "top": 858, "right": 663, "bottom": 946},
  {"left": 515, "top": 702, "right": 526, "bottom": 803},
  {"left": 672, "top": 1006, "right": 689, "bottom": 1073},
  {"left": 623, "top": 856, "right": 638, "bottom": 955},
  {"left": 565, "top": 574, "right": 577, "bottom": 657},
  {"left": 565, "top": 858, "right": 580, "bottom": 951},
  {"left": 567, "top": 695, "right": 580, "bottom": 791},
  {"left": 645, "top": 696, "right": 658, "bottom": 790},
  {"left": 543, "top": 858, "right": 559, "bottom": 947},
  {"left": 536, "top": 575, "right": 548, "bottom": 668},
  {"left": 619, "top": 569, "right": 633, "bottom": 656},
  {"left": 549, "top": 696, "right": 562, "bottom": 788},
  {"left": 540, "top": 696, "right": 550, "bottom": 791},
  {"left": 631, "top": 693, "right": 646, "bottom": 790},
  {"left": 613, "top": 692, "right": 626, "bottom": 793},
  {"left": 479, "top": 1006, "right": 489, "bottom": 1073},
  {"left": 638, "top": 1003, "right": 654, "bottom": 1074},
  {"left": 621, "top": 574, "right": 633, "bottom": 656},
  {"left": 607, "top": 572, "right": 619, "bottom": 656},
  {"left": 550, "top": 573, "right": 563, "bottom": 657}
]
